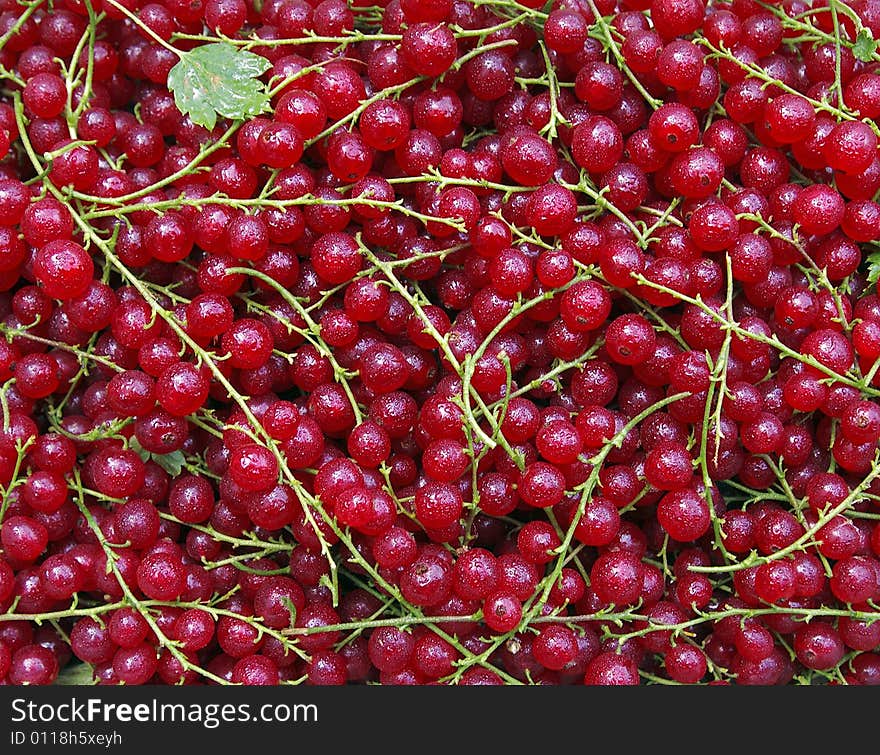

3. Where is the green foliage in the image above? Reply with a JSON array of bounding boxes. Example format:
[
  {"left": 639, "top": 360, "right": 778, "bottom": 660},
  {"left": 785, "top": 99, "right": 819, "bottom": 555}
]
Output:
[
  {"left": 55, "top": 663, "right": 97, "bottom": 686},
  {"left": 866, "top": 251, "right": 880, "bottom": 285},
  {"left": 129, "top": 437, "right": 187, "bottom": 476},
  {"left": 854, "top": 28, "right": 879, "bottom": 62},
  {"left": 167, "top": 43, "right": 271, "bottom": 130}
]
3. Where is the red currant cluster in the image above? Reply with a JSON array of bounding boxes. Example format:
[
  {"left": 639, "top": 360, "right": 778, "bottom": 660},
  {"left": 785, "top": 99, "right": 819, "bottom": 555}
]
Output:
[{"left": 0, "top": 0, "right": 879, "bottom": 687}]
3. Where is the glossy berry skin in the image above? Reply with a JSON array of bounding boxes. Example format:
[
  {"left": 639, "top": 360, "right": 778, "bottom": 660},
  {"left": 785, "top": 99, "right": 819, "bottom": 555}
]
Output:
[
  {"left": 233, "top": 655, "right": 280, "bottom": 685},
  {"left": 23, "top": 74, "right": 67, "bottom": 118},
  {"left": 70, "top": 618, "right": 115, "bottom": 664},
  {"left": 8, "top": 645, "right": 59, "bottom": 685},
  {"left": 824, "top": 121, "right": 877, "bottom": 175},
  {"left": 830, "top": 557, "right": 878, "bottom": 604},
  {"left": 33, "top": 240, "right": 94, "bottom": 300},
  {"left": 792, "top": 185, "right": 844, "bottom": 235},
  {"left": 657, "top": 490, "right": 710, "bottom": 542},
  {"left": 14, "top": 354, "right": 60, "bottom": 399},
  {"left": 590, "top": 552, "right": 645, "bottom": 607},
  {"left": 311, "top": 232, "right": 363, "bottom": 284},
  {"left": 649, "top": 103, "right": 699, "bottom": 152},
  {"left": 533, "top": 625, "right": 578, "bottom": 671},
  {"left": 572, "top": 116, "right": 623, "bottom": 174},
  {"left": 561, "top": 280, "right": 611, "bottom": 332},
  {"left": 2, "top": 517, "right": 48, "bottom": 563},
  {"left": 113, "top": 644, "right": 158, "bottom": 685},
  {"left": 415, "top": 482, "right": 463, "bottom": 530},
  {"left": 665, "top": 644, "right": 707, "bottom": 683},
  {"left": 605, "top": 314, "right": 656, "bottom": 365},
  {"left": 482, "top": 591, "right": 522, "bottom": 634},
  {"left": 501, "top": 131, "right": 557, "bottom": 187},
  {"left": 399, "top": 548, "right": 453, "bottom": 608},
  {"left": 157, "top": 363, "right": 210, "bottom": 417},
  {"left": 222, "top": 319, "right": 273, "bottom": 369},
  {"left": 518, "top": 463, "right": 566, "bottom": 509},
  {"left": 136, "top": 552, "right": 185, "bottom": 601},
  {"left": 368, "top": 627, "right": 415, "bottom": 673},
  {"left": 584, "top": 652, "right": 640, "bottom": 685},
  {"left": 401, "top": 23, "right": 457, "bottom": 77},
  {"left": 793, "top": 623, "right": 845, "bottom": 671},
  {"left": 109, "top": 609, "right": 150, "bottom": 650},
  {"left": 228, "top": 444, "right": 279, "bottom": 492}
]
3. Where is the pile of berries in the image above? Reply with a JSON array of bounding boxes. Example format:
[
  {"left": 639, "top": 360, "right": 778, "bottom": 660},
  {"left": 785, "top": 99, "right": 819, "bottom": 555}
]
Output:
[{"left": 0, "top": 0, "right": 879, "bottom": 686}]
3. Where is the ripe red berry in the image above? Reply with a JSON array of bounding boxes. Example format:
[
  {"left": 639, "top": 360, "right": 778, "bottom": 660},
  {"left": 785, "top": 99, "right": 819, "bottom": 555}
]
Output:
[{"left": 33, "top": 240, "right": 93, "bottom": 300}]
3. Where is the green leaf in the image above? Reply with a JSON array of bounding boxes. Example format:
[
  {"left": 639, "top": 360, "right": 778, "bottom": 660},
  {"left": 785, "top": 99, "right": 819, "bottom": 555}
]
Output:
[
  {"left": 167, "top": 43, "right": 271, "bottom": 130},
  {"left": 854, "top": 28, "right": 878, "bottom": 63},
  {"left": 152, "top": 449, "right": 186, "bottom": 476},
  {"left": 128, "top": 435, "right": 151, "bottom": 463},
  {"left": 128, "top": 436, "right": 186, "bottom": 475},
  {"left": 56, "top": 662, "right": 98, "bottom": 685},
  {"left": 867, "top": 251, "right": 880, "bottom": 284}
]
